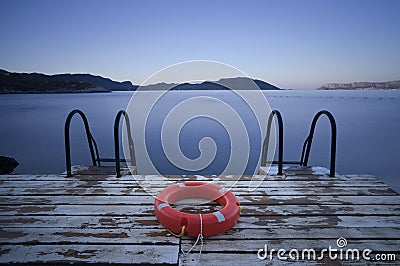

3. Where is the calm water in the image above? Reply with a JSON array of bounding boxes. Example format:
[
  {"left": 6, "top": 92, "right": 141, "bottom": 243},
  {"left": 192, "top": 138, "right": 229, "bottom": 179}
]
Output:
[{"left": 0, "top": 90, "right": 399, "bottom": 192}]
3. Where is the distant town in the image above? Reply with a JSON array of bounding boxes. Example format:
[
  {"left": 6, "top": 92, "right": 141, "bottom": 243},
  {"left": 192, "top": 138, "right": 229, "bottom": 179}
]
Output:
[{"left": 319, "top": 81, "right": 400, "bottom": 90}]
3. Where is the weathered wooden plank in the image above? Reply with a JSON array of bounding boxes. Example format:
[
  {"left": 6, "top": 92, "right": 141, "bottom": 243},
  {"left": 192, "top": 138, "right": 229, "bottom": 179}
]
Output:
[
  {"left": 0, "top": 174, "right": 64, "bottom": 181},
  {"left": 2, "top": 195, "right": 399, "bottom": 206},
  {"left": 0, "top": 173, "right": 381, "bottom": 182},
  {"left": 180, "top": 253, "right": 399, "bottom": 266},
  {"left": 0, "top": 179, "right": 388, "bottom": 188},
  {"left": 3, "top": 227, "right": 398, "bottom": 245},
  {"left": 69, "top": 165, "right": 132, "bottom": 175},
  {"left": 180, "top": 253, "right": 308, "bottom": 266},
  {"left": 0, "top": 204, "right": 152, "bottom": 216},
  {"left": 2, "top": 186, "right": 397, "bottom": 196},
  {"left": 180, "top": 239, "right": 400, "bottom": 252},
  {"left": 145, "top": 179, "right": 389, "bottom": 188},
  {"left": 0, "top": 228, "right": 178, "bottom": 244},
  {"left": 0, "top": 215, "right": 161, "bottom": 229},
  {"left": 0, "top": 187, "right": 148, "bottom": 196},
  {"left": 194, "top": 227, "right": 400, "bottom": 240},
  {"left": 0, "top": 244, "right": 178, "bottom": 264},
  {"left": 1, "top": 204, "right": 399, "bottom": 216},
  {"left": 0, "top": 195, "right": 154, "bottom": 205},
  {"left": 239, "top": 195, "right": 400, "bottom": 205},
  {"left": 179, "top": 204, "right": 400, "bottom": 216},
  {"left": 234, "top": 216, "right": 400, "bottom": 229},
  {"left": 133, "top": 178, "right": 390, "bottom": 190},
  {"left": 1, "top": 215, "right": 399, "bottom": 229}
]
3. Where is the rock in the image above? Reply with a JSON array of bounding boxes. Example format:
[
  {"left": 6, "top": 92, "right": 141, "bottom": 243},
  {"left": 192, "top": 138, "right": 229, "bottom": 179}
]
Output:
[{"left": 0, "top": 156, "right": 19, "bottom": 174}]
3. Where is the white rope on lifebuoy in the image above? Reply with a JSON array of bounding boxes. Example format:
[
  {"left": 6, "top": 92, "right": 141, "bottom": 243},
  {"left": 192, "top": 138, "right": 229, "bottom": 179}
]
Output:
[{"left": 181, "top": 213, "right": 204, "bottom": 260}]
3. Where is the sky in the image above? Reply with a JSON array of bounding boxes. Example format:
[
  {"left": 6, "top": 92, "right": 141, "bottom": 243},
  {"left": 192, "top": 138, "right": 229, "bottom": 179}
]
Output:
[{"left": 0, "top": 0, "right": 399, "bottom": 89}]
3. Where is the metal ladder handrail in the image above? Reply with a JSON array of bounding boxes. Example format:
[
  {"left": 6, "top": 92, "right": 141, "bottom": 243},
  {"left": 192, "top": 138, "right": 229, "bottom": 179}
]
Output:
[
  {"left": 90, "top": 132, "right": 101, "bottom": 166},
  {"left": 65, "top": 109, "right": 136, "bottom": 177},
  {"left": 64, "top": 109, "right": 100, "bottom": 177},
  {"left": 261, "top": 110, "right": 284, "bottom": 175},
  {"left": 65, "top": 109, "right": 336, "bottom": 177},
  {"left": 300, "top": 135, "right": 310, "bottom": 167},
  {"left": 114, "top": 110, "right": 136, "bottom": 178},
  {"left": 300, "top": 110, "right": 337, "bottom": 177}
]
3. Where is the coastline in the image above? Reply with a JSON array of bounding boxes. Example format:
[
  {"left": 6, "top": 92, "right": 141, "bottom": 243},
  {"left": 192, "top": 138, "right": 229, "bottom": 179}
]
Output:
[
  {"left": 0, "top": 90, "right": 112, "bottom": 95},
  {"left": 4, "top": 88, "right": 400, "bottom": 94}
]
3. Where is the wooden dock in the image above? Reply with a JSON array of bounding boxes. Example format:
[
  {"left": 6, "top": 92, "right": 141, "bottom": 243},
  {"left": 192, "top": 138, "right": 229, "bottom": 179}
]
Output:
[{"left": 0, "top": 166, "right": 399, "bottom": 265}]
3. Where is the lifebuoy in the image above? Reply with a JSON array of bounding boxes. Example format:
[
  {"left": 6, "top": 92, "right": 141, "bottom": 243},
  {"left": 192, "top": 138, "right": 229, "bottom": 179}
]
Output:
[{"left": 154, "top": 181, "right": 241, "bottom": 237}]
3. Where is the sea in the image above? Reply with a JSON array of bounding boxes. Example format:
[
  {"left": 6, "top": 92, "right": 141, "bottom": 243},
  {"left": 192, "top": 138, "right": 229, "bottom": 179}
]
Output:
[{"left": 0, "top": 90, "right": 399, "bottom": 192}]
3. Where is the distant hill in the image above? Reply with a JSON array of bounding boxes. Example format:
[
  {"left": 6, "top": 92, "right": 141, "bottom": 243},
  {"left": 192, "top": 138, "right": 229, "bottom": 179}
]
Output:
[
  {"left": 54, "top": 73, "right": 138, "bottom": 91},
  {"left": 0, "top": 69, "right": 109, "bottom": 94},
  {"left": 219, "top": 77, "right": 280, "bottom": 90},
  {"left": 0, "top": 69, "right": 280, "bottom": 93},
  {"left": 140, "top": 77, "right": 280, "bottom": 91},
  {"left": 319, "top": 80, "right": 400, "bottom": 90}
]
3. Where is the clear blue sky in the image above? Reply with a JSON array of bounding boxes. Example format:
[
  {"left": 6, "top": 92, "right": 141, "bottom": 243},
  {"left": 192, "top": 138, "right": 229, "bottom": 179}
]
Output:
[{"left": 1, "top": 0, "right": 399, "bottom": 89}]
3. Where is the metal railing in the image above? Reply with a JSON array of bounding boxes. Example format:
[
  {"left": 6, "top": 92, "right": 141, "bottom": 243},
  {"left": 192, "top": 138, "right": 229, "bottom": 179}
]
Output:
[
  {"left": 261, "top": 110, "right": 284, "bottom": 175},
  {"left": 114, "top": 110, "right": 135, "bottom": 178},
  {"left": 65, "top": 109, "right": 336, "bottom": 178},
  {"left": 64, "top": 109, "right": 100, "bottom": 177},
  {"left": 300, "top": 110, "right": 337, "bottom": 177},
  {"left": 262, "top": 109, "right": 337, "bottom": 177},
  {"left": 64, "top": 109, "right": 135, "bottom": 177}
]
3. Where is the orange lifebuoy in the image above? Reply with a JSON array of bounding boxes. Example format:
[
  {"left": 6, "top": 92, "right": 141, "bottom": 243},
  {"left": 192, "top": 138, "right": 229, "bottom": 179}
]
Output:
[{"left": 154, "top": 181, "right": 241, "bottom": 237}]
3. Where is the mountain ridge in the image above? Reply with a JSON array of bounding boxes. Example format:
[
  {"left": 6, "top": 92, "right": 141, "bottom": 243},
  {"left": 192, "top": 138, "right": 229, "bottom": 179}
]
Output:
[
  {"left": 53, "top": 73, "right": 138, "bottom": 91},
  {"left": 0, "top": 69, "right": 110, "bottom": 94},
  {"left": 139, "top": 77, "right": 280, "bottom": 91},
  {"left": 0, "top": 69, "right": 281, "bottom": 93}
]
